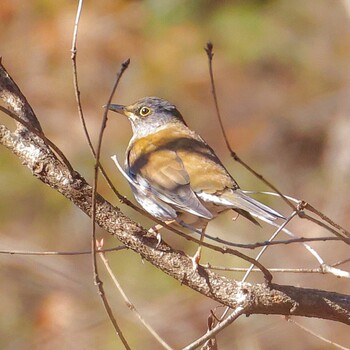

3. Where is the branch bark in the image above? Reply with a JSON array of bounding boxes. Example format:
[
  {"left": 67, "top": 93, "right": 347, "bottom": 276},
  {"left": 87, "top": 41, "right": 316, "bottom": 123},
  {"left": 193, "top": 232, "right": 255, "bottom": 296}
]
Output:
[{"left": 0, "top": 61, "right": 349, "bottom": 325}]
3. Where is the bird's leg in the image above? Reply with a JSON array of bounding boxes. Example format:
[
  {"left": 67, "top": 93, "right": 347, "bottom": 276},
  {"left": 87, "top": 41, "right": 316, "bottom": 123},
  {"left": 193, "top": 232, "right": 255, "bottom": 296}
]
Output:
[
  {"left": 191, "top": 227, "right": 206, "bottom": 270},
  {"left": 231, "top": 212, "right": 240, "bottom": 221},
  {"left": 175, "top": 219, "right": 207, "bottom": 270},
  {"left": 147, "top": 220, "right": 175, "bottom": 247}
]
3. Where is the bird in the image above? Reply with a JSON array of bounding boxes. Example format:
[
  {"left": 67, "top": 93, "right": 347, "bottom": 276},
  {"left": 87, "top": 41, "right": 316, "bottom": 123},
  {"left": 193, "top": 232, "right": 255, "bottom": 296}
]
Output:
[{"left": 107, "top": 96, "right": 284, "bottom": 266}]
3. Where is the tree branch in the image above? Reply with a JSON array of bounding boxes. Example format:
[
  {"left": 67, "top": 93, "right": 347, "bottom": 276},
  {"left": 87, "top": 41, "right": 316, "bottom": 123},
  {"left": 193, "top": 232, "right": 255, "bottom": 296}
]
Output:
[{"left": 0, "top": 61, "right": 349, "bottom": 325}]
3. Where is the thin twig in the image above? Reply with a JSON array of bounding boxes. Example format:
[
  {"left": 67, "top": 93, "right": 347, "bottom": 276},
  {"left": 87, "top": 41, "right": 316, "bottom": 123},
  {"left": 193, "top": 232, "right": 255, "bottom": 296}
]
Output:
[
  {"left": 332, "top": 257, "right": 350, "bottom": 267},
  {"left": 69, "top": 0, "right": 139, "bottom": 217},
  {"left": 259, "top": 216, "right": 350, "bottom": 278},
  {"left": 183, "top": 304, "right": 247, "bottom": 350},
  {"left": 91, "top": 57, "right": 130, "bottom": 348},
  {"left": 318, "top": 265, "right": 350, "bottom": 278},
  {"left": 299, "top": 211, "right": 350, "bottom": 244},
  {"left": 204, "top": 234, "right": 343, "bottom": 249},
  {"left": 204, "top": 265, "right": 339, "bottom": 274},
  {"left": 287, "top": 318, "right": 349, "bottom": 350},
  {"left": 204, "top": 42, "right": 296, "bottom": 211},
  {"left": 69, "top": 2, "right": 155, "bottom": 241},
  {"left": 71, "top": 0, "right": 95, "bottom": 156},
  {"left": 303, "top": 202, "right": 350, "bottom": 237},
  {"left": 259, "top": 215, "right": 325, "bottom": 265},
  {"left": 168, "top": 226, "right": 274, "bottom": 281},
  {"left": 241, "top": 211, "right": 298, "bottom": 283},
  {"left": 70, "top": 1, "right": 131, "bottom": 346},
  {"left": 219, "top": 211, "right": 298, "bottom": 326},
  {"left": 91, "top": 60, "right": 130, "bottom": 349},
  {"left": 69, "top": 0, "right": 135, "bottom": 218},
  {"left": 260, "top": 217, "right": 350, "bottom": 278},
  {"left": 97, "top": 240, "right": 175, "bottom": 350},
  {"left": 298, "top": 201, "right": 350, "bottom": 242},
  {"left": 0, "top": 246, "right": 126, "bottom": 256}
]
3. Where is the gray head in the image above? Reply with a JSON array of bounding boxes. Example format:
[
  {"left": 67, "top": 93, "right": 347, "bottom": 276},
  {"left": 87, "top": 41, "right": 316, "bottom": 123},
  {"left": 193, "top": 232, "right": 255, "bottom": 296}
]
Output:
[{"left": 107, "top": 96, "right": 186, "bottom": 138}]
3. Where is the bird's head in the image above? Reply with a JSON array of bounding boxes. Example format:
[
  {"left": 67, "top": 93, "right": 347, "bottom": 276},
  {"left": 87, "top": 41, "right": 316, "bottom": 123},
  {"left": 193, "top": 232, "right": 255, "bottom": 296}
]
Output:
[{"left": 106, "top": 96, "right": 186, "bottom": 138}]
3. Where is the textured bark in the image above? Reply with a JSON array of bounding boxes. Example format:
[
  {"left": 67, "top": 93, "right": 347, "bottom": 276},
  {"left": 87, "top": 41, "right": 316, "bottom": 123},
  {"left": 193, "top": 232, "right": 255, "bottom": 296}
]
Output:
[{"left": 0, "top": 62, "right": 349, "bottom": 325}]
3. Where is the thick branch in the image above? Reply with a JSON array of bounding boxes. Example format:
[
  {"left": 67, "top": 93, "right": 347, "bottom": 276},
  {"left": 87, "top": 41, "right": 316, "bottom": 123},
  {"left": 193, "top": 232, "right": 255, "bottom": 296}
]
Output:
[{"left": 0, "top": 63, "right": 349, "bottom": 325}]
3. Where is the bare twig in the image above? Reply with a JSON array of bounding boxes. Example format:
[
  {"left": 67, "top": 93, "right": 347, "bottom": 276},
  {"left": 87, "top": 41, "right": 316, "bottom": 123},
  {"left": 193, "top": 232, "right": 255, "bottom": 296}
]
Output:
[
  {"left": 204, "top": 42, "right": 296, "bottom": 211},
  {"left": 0, "top": 246, "right": 126, "bottom": 256},
  {"left": 91, "top": 57, "right": 130, "bottom": 348},
  {"left": 218, "top": 211, "right": 298, "bottom": 328},
  {"left": 70, "top": 1, "right": 131, "bottom": 347},
  {"left": 262, "top": 216, "right": 350, "bottom": 278},
  {"left": 183, "top": 304, "right": 247, "bottom": 350},
  {"left": 69, "top": 0, "right": 144, "bottom": 229},
  {"left": 332, "top": 257, "right": 350, "bottom": 267},
  {"left": 204, "top": 265, "right": 345, "bottom": 274},
  {"left": 318, "top": 265, "right": 350, "bottom": 278},
  {"left": 71, "top": 0, "right": 94, "bottom": 154},
  {"left": 298, "top": 201, "right": 350, "bottom": 241},
  {"left": 69, "top": 0, "right": 141, "bottom": 218},
  {"left": 241, "top": 211, "right": 298, "bottom": 283},
  {"left": 97, "top": 240, "right": 175, "bottom": 350},
  {"left": 287, "top": 318, "right": 349, "bottom": 350},
  {"left": 204, "top": 234, "right": 344, "bottom": 249}
]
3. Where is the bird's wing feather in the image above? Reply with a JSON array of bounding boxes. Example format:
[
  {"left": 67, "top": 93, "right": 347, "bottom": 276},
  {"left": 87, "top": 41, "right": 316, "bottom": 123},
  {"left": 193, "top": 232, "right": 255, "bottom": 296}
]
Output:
[
  {"left": 129, "top": 146, "right": 213, "bottom": 219},
  {"left": 111, "top": 154, "right": 178, "bottom": 220}
]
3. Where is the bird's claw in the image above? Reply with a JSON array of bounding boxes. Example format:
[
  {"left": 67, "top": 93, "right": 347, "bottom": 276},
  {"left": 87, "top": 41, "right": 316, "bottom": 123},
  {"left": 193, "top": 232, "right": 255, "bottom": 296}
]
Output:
[
  {"left": 147, "top": 224, "right": 163, "bottom": 247},
  {"left": 191, "top": 247, "right": 202, "bottom": 271}
]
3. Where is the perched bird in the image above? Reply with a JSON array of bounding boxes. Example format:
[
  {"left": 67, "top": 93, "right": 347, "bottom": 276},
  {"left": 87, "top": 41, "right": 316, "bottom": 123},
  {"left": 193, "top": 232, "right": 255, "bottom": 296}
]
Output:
[{"left": 108, "top": 97, "right": 284, "bottom": 264}]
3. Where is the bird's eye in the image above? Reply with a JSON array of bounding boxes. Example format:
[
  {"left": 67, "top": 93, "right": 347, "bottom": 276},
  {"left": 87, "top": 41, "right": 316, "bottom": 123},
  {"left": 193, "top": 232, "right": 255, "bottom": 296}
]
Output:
[{"left": 139, "top": 107, "right": 151, "bottom": 117}]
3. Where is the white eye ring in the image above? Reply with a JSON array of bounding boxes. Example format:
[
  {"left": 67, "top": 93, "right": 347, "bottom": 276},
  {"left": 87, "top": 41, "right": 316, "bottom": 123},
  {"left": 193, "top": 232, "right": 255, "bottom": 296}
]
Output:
[{"left": 139, "top": 107, "right": 151, "bottom": 117}]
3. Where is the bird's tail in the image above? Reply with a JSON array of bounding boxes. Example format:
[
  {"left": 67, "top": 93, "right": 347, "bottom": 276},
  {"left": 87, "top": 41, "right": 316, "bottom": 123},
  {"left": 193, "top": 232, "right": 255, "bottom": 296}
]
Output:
[{"left": 222, "top": 189, "right": 285, "bottom": 224}]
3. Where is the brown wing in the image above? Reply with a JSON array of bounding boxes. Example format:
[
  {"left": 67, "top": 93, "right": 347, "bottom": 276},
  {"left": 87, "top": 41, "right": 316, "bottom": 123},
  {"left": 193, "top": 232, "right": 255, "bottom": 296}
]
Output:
[{"left": 127, "top": 127, "right": 213, "bottom": 219}]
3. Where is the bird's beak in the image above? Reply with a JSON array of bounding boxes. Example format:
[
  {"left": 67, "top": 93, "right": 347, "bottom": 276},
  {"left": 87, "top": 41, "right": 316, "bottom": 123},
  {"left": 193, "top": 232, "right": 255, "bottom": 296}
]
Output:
[{"left": 104, "top": 103, "right": 127, "bottom": 116}]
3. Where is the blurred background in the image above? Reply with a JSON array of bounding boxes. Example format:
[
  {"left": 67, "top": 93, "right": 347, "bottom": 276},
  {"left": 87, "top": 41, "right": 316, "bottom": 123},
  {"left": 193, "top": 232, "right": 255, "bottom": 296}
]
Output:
[{"left": 0, "top": 0, "right": 350, "bottom": 349}]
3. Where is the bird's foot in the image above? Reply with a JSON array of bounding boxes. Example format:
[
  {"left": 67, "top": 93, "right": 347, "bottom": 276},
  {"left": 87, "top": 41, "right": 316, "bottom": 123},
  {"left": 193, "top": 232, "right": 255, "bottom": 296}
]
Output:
[
  {"left": 147, "top": 224, "right": 163, "bottom": 248},
  {"left": 190, "top": 246, "right": 202, "bottom": 271}
]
